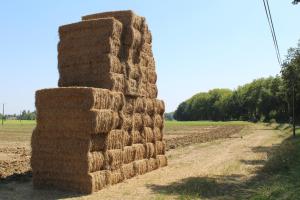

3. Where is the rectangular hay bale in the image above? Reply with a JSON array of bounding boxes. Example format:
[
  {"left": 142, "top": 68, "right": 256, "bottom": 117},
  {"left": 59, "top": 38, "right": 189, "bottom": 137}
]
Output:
[
  {"left": 91, "top": 129, "right": 129, "bottom": 151},
  {"left": 156, "top": 155, "right": 168, "bottom": 168},
  {"left": 36, "top": 87, "right": 124, "bottom": 111},
  {"left": 36, "top": 109, "right": 120, "bottom": 134},
  {"left": 31, "top": 151, "right": 105, "bottom": 174}
]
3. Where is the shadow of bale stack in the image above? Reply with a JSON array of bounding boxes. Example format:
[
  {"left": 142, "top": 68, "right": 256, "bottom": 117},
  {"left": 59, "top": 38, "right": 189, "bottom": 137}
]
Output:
[{"left": 31, "top": 10, "right": 167, "bottom": 194}]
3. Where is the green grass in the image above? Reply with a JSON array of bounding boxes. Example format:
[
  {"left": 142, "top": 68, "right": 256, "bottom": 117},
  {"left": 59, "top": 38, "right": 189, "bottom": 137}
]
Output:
[
  {"left": 0, "top": 120, "right": 36, "bottom": 125},
  {"left": 246, "top": 127, "right": 300, "bottom": 200},
  {"left": 0, "top": 120, "right": 36, "bottom": 143},
  {"left": 165, "top": 120, "right": 250, "bottom": 127}
]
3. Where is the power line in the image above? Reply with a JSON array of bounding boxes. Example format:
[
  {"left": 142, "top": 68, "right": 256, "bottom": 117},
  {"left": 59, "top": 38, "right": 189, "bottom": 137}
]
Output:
[
  {"left": 265, "top": 0, "right": 282, "bottom": 65},
  {"left": 262, "top": 0, "right": 282, "bottom": 66}
]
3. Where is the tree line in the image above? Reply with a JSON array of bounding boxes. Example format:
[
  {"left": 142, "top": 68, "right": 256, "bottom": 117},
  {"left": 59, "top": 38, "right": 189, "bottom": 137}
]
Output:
[
  {"left": 0, "top": 110, "right": 36, "bottom": 120},
  {"left": 174, "top": 41, "right": 300, "bottom": 123}
]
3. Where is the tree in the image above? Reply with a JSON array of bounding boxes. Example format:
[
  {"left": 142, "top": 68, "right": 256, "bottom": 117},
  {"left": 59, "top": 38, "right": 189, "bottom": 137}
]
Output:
[
  {"left": 293, "top": 0, "right": 300, "bottom": 4},
  {"left": 281, "top": 41, "right": 300, "bottom": 136}
]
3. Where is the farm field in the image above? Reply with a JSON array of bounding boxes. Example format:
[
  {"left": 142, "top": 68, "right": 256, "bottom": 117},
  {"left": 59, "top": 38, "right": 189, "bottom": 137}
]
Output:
[
  {"left": 0, "top": 120, "right": 247, "bottom": 180},
  {"left": 0, "top": 121, "right": 299, "bottom": 199}
]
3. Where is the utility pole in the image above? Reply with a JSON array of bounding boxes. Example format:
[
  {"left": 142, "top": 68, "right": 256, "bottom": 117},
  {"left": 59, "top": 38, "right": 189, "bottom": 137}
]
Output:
[
  {"left": 293, "top": 84, "right": 296, "bottom": 137},
  {"left": 2, "top": 103, "right": 4, "bottom": 126}
]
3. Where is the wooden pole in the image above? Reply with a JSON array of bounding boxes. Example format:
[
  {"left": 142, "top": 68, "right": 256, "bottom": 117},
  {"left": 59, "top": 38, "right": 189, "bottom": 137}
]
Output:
[
  {"left": 293, "top": 84, "right": 296, "bottom": 137},
  {"left": 2, "top": 104, "right": 4, "bottom": 126}
]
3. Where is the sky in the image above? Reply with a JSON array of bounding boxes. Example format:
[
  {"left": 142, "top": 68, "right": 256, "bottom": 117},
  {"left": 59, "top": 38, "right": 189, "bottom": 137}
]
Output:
[{"left": 1, "top": 1, "right": 300, "bottom": 114}]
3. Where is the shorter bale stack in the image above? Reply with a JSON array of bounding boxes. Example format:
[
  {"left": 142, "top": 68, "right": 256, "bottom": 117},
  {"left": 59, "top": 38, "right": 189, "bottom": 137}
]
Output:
[
  {"left": 32, "top": 10, "right": 167, "bottom": 194},
  {"left": 32, "top": 88, "right": 167, "bottom": 193}
]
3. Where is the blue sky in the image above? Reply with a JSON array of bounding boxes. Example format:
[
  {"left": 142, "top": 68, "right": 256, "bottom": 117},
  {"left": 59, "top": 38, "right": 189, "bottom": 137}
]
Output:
[{"left": 1, "top": 1, "right": 300, "bottom": 114}]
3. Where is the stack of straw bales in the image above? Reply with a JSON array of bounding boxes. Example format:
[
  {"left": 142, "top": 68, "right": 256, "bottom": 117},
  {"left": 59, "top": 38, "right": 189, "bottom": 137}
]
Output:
[{"left": 31, "top": 10, "right": 167, "bottom": 194}]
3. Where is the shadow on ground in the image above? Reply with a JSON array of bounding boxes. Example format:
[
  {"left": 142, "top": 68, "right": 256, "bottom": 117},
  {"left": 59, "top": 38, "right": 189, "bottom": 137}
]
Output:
[
  {"left": 0, "top": 172, "right": 83, "bottom": 200},
  {"left": 148, "top": 128, "right": 300, "bottom": 199}
]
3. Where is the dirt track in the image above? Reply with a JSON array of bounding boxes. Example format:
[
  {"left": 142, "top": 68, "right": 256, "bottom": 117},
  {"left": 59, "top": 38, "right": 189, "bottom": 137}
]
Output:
[{"left": 0, "top": 124, "right": 287, "bottom": 199}]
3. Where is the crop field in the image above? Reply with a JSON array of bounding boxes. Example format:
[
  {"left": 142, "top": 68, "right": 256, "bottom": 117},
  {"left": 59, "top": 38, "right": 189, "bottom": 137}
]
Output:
[{"left": 0, "top": 120, "right": 299, "bottom": 199}]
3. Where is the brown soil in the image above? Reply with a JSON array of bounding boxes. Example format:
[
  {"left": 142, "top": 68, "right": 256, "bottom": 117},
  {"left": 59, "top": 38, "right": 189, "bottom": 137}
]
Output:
[
  {"left": 164, "top": 125, "right": 245, "bottom": 150},
  {"left": 0, "top": 145, "right": 31, "bottom": 180}
]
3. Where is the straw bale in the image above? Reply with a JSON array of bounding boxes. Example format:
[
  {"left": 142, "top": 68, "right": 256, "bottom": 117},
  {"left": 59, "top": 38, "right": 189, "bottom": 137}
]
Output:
[
  {"left": 147, "top": 158, "right": 159, "bottom": 171},
  {"left": 142, "top": 114, "right": 153, "bottom": 128},
  {"left": 111, "top": 92, "right": 125, "bottom": 111},
  {"left": 31, "top": 151, "right": 105, "bottom": 174},
  {"left": 58, "top": 72, "right": 126, "bottom": 92},
  {"left": 153, "top": 127, "right": 163, "bottom": 141},
  {"left": 141, "top": 127, "right": 155, "bottom": 143},
  {"left": 140, "top": 43, "right": 153, "bottom": 56},
  {"left": 122, "top": 146, "right": 135, "bottom": 164},
  {"left": 132, "top": 113, "right": 143, "bottom": 131},
  {"left": 58, "top": 52, "right": 122, "bottom": 69},
  {"left": 129, "top": 130, "right": 143, "bottom": 144},
  {"left": 133, "top": 159, "right": 148, "bottom": 175},
  {"left": 36, "top": 109, "right": 120, "bottom": 134},
  {"left": 82, "top": 10, "right": 144, "bottom": 30},
  {"left": 31, "top": 135, "right": 91, "bottom": 155},
  {"left": 156, "top": 155, "right": 168, "bottom": 167},
  {"left": 138, "top": 53, "right": 155, "bottom": 69},
  {"left": 58, "top": 57, "right": 124, "bottom": 82},
  {"left": 89, "top": 170, "right": 108, "bottom": 192},
  {"left": 123, "top": 131, "right": 131, "bottom": 146},
  {"left": 127, "top": 64, "right": 140, "bottom": 79},
  {"left": 122, "top": 97, "right": 134, "bottom": 114},
  {"left": 101, "top": 73, "right": 126, "bottom": 93},
  {"left": 59, "top": 17, "right": 122, "bottom": 39},
  {"left": 123, "top": 27, "right": 142, "bottom": 48},
  {"left": 153, "top": 114, "right": 164, "bottom": 129},
  {"left": 144, "top": 98, "right": 154, "bottom": 115},
  {"left": 105, "top": 149, "right": 123, "bottom": 170},
  {"left": 32, "top": 129, "right": 83, "bottom": 140},
  {"left": 137, "top": 82, "right": 148, "bottom": 97},
  {"left": 132, "top": 144, "right": 145, "bottom": 160},
  {"left": 58, "top": 37, "right": 121, "bottom": 56},
  {"left": 125, "top": 78, "right": 138, "bottom": 96},
  {"left": 147, "top": 69, "right": 157, "bottom": 84},
  {"left": 154, "top": 99, "right": 165, "bottom": 115},
  {"left": 106, "top": 169, "right": 125, "bottom": 185},
  {"left": 139, "top": 66, "right": 147, "bottom": 82},
  {"left": 121, "top": 163, "right": 136, "bottom": 179},
  {"left": 155, "top": 141, "right": 166, "bottom": 155},
  {"left": 36, "top": 87, "right": 123, "bottom": 111},
  {"left": 33, "top": 170, "right": 109, "bottom": 194},
  {"left": 134, "top": 97, "right": 145, "bottom": 113},
  {"left": 91, "top": 129, "right": 129, "bottom": 151},
  {"left": 147, "top": 83, "right": 158, "bottom": 98},
  {"left": 121, "top": 113, "right": 132, "bottom": 131},
  {"left": 144, "top": 142, "right": 155, "bottom": 158},
  {"left": 33, "top": 175, "right": 90, "bottom": 193}
]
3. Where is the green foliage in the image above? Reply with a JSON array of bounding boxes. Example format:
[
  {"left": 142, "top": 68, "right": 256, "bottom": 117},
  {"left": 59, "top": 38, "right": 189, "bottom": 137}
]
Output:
[
  {"left": 18, "top": 110, "right": 36, "bottom": 120},
  {"left": 174, "top": 77, "right": 289, "bottom": 122}
]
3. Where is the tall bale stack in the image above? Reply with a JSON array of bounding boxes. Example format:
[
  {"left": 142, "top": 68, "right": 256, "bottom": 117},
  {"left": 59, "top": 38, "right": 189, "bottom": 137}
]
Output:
[{"left": 31, "top": 10, "right": 167, "bottom": 194}]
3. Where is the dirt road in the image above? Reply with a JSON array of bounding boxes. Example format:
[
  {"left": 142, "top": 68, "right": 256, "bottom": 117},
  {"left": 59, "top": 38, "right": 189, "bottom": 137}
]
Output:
[{"left": 0, "top": 124, "right": 287, "bottom": 199}]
